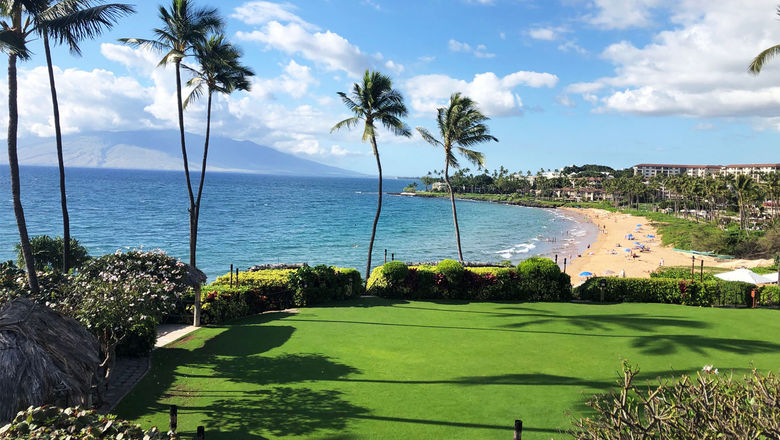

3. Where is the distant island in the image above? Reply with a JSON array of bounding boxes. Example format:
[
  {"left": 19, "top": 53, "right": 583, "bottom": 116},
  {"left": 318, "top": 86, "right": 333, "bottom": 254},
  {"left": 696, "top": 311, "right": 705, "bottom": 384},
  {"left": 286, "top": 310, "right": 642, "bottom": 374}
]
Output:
[{"left": 2, "top": 130, "right": 364, "bottom": 177}]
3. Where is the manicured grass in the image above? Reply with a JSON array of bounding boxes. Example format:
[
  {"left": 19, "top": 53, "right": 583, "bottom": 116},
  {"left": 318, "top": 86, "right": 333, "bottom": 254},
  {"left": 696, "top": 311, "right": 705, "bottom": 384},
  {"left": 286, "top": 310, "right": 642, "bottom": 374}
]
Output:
[{"left": 115, "top": 299, "right": 780, "bottom": 439}]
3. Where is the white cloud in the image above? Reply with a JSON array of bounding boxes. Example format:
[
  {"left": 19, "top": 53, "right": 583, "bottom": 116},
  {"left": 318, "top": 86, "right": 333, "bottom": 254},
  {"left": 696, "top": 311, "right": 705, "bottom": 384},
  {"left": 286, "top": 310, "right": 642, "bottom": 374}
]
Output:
[
  {"left": 529, "top": 28, "right": 558, "bottom": 41},
  {"left": 253, "top": 60, "right": 318, "bottom": 99},
  {"left": 557, "top": 41, "right": 588, "bottom": 55},
  {"left": 231, "top": 1, "right": 316, "bottom": 29},
  {"left": 448, "top": 39, "right": 495, "bottom": 58},
  {"left": 585, "top": 0, "right": 664, "bottom": 30},
  {"left": 405, "top": 70, "right": 558, "bottom": 117},
  {"left": 568, "top": 0, "right": 780, "bottom": 120}
]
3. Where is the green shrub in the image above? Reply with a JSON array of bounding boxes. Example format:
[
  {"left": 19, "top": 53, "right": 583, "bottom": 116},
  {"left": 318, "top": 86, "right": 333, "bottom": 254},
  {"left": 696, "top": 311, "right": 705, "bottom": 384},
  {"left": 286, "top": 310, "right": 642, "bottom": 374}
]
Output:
[
  {"left": 759, "top": 285, "right": 780, "bottom": 307},
  {"left": 367, "top": 258, "right": 571, "bottom": 302},
  {"left": 0, "top": 406, "right": 168, "bottom": 439},
  {"left": 575, "top": 277, "right": 753, "bottom": 307},
  {"left": 213, "top": 269, "right": 293, "bottom": 289},
  {"left": 197, "top": 266, "right": 363, "bottom": 323},
  {"left": 650, "top": 266, "right": 718, "bottom": 281},
  {"left": 572, "top": 362, "right": 780, "bottom": 439},
  {"left": 382, "top": 261, "right": 409, "bottom": 284},
  {"left": 15, "top": 235, "right": 90, "bottom": 272},
  {"left": 436, "top": 259, "right": 465, "bottom": 285}
]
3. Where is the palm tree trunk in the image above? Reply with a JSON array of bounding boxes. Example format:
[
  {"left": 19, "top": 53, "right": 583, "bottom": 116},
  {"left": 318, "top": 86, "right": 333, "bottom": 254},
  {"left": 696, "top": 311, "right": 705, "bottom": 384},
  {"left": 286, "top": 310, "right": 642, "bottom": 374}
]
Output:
[
  {"left": 444, "top": 156, "right": 464, "bottom": 262},
  {"left": 174, "top": 61, "right": 199, "bottom": 325},
  {"left": 191, "top": 91, "right": 213, "bottom": 327},
  {"left": 43, "top": 34, "right": 70, "bottom": 273},
  {"left": 365, "top": 135, "right": 382, "bottom": 281},
  {"left": 7, "top": 20, "right": 39, "bottom": 294}
]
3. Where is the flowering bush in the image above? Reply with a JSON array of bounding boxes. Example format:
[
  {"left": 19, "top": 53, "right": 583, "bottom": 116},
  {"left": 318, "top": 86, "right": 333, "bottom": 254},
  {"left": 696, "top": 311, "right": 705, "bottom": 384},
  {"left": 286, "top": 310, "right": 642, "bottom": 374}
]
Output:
[
  {"left": 0, "top": 406, "right": 173, "bottom": 439},
  {"left": 71, "top": 250, "right": 192, "bottom": 375},
  {"left": 572, "top": 362, "right": 780, "bottom": 439},
  {"left": 576, "top": 277, "right": 753, "bottom": 306}
]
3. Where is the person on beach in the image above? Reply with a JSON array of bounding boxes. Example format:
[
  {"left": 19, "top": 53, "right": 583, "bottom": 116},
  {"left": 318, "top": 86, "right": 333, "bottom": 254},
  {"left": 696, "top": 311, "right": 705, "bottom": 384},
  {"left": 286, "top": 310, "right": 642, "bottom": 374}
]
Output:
[{"left": 659, "top": 258, "right": 664, "bottom": 267}]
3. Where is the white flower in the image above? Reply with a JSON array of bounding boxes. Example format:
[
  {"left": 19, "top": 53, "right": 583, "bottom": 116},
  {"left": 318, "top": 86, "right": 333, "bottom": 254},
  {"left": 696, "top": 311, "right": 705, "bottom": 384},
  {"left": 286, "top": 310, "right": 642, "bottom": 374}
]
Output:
[{"left": 702, "top": 365, "right": 718, "bottom": 374}]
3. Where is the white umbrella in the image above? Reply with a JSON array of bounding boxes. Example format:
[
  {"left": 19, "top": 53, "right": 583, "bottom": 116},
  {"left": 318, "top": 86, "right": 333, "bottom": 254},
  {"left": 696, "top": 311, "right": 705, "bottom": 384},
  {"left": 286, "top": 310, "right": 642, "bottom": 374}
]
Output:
[
  {"left": 714, "top": 268, "right": 774, "bottom": 285},
  {"left": 762, "top": 272, "right": 778, "bottom": 283}
]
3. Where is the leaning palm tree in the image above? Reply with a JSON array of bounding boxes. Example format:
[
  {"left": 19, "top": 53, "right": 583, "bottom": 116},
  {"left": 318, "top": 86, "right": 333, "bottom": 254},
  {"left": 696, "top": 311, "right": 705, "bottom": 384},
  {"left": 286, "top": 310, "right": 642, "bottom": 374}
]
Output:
[
  {"left": 331, "top": 70, "right": 411, "bottom": 280},
  {"left": 181, "top": 34, "right": 253, "bottom": 325},
  {"left": 1, "top": 0, "right": 52, "bottom": 295},
  {"left": 35, "top": 0, "right": 134, "bottom": 273},
  {"left": 121, "top": 0, "right": 222, "bottom": 326},
  {"left": 417, "top": 93, "right": 498, "bottom": 262}
]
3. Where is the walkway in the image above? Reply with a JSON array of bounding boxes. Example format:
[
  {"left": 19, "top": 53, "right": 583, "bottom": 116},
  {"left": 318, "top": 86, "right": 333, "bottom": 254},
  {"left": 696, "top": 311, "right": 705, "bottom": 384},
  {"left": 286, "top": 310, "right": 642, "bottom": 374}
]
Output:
[{"left": 98, "top": 323, "right": 199, "bottom": 413}]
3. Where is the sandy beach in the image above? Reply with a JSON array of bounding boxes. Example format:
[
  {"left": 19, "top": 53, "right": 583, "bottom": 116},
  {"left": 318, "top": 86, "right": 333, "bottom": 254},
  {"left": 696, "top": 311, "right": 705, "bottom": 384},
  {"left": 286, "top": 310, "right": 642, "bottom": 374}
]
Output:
[{"left": 561, "top": 208, "right": 773, "bottom": 285}]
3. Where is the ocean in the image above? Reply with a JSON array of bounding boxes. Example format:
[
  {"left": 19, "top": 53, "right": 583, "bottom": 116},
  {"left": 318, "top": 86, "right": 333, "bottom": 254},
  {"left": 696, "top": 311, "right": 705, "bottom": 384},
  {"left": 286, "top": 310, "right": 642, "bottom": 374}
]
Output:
[{"left": 0, "top": 166, "right": 597, "bottom": 280}]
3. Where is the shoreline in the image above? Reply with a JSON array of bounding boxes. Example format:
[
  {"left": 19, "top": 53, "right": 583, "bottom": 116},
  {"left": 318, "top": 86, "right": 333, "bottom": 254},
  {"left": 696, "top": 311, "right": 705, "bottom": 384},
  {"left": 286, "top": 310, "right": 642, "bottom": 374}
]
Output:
[
  {"left": 560, "top": 207, "right": 773, "bottom": 285},
  {"left": 391, "top": 192, "right": 560, "bottom": 209}
]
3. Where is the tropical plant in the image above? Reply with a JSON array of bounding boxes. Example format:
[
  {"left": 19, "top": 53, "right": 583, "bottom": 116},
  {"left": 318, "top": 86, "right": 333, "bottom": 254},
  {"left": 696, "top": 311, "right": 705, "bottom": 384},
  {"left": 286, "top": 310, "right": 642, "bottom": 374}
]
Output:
[
  {"left": 179, "top": 33, "right": 252, "bottom": 325},
  {"left": 331, "top": 70, "right": 411, "bottom": 280},
  {"left": 734, "top": 174, "right": 755, "bottom": 229},
  {"left": 34, "top": 0, "right": 134, "bottom": 273},
  {"left": 15, "top": 234, "right": 90, "bottom": 272},
  {"left": 121, "top": 0, "right": 223, "bottom": 326},
  {"left": 0, "top": 0, "right": 50, "bottom": 295},
  {"left": 417, "top": 92, "right": 498, "bottom": 261}
]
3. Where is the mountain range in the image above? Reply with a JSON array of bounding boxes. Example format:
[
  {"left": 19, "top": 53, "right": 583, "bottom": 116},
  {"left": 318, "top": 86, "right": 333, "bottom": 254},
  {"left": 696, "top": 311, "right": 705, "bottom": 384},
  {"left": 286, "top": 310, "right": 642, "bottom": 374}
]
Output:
[{"left": 1, "top": 130, "right": 362, "bottom": 177}]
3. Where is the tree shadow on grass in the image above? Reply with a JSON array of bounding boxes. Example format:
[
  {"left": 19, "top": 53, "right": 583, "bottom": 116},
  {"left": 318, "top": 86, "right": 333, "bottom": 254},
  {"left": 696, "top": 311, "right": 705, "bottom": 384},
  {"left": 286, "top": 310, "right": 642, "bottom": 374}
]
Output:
[
  {"left": 186, "top": 387, "right": 369, "bottom": 440},
  {"left": 632, "top": 334, "right": 780, "bottom": 356},
  {"left": 500, "top": 312, "right": 709, "bottom": 332}
]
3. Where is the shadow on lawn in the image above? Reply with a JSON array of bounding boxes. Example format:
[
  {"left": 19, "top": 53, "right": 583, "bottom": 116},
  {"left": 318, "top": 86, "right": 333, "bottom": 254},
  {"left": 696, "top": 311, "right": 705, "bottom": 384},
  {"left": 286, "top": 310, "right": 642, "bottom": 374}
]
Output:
[
  {"left": 117, "top": 311, "right": 372, "bottom": 438},
  {"left": 500, "top": 312, "right": 709, "bottom": 332}
]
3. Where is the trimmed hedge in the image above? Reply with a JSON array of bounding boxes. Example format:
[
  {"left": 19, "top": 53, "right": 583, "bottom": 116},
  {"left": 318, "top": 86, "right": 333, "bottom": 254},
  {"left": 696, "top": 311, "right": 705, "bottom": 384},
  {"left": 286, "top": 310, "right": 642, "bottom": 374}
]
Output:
[
  {"left": 198, "top": 265, "right": 364, "bottom": 324},
  {"left": 366, "top": 258, "right": 571, "bottom": 301},
  {"left": 759, "top": 285, "right": 780, "bottom": 307},
  {"left": 575, "top": 277, "right": 755, "bottom": 307}
]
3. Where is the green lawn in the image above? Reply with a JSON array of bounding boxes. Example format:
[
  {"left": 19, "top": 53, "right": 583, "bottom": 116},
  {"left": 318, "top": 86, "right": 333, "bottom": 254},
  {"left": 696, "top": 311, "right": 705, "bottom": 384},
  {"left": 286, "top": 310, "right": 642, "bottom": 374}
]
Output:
[{"left": 115, "top": 299, "right": 780, "bottom": 439}]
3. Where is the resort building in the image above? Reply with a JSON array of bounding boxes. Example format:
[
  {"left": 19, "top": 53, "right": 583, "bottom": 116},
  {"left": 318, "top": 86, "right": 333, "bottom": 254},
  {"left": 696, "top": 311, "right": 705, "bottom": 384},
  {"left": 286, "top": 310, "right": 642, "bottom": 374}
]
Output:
[
  {"left": 633, "top": 163, "right": 779, "bottom": 179},
  {"left": 633, "top": 164, "right": 722, "bottom": 178}
]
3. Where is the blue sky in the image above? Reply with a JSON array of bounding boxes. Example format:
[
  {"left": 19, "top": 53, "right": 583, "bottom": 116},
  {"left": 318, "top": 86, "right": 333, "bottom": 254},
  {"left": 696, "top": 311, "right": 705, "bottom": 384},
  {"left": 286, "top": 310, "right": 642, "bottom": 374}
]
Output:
[{"left": 5, "top": 0, "right": 780, "bottom": 175}]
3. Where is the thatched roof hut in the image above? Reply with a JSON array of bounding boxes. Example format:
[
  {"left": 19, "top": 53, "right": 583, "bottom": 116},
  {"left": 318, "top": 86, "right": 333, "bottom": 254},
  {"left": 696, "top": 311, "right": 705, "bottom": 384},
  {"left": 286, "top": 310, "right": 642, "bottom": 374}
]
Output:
[{"left": 0, "top": 298, "right": 101, "bottom": 423}]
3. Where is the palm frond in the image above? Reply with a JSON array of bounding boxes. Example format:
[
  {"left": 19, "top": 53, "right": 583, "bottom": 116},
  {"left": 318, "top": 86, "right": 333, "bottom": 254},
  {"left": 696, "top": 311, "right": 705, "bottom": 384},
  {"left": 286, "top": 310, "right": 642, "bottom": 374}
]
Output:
[
  {"left": 39, "top": 3, "right": 135, "bottom": 56},
  {"left": 416, "top": 127, "right": 443, "bottom": 148},
  {"left": 749, "top": 44, "right": 780, "bottom": 74},
  {"left": 0, "top": 28, "right": 30, "bottom": 59},
  {"left": 330, "top": 116, "right": 360, "bottom": 134},
  {"left": 456, "top": 146, "right": 486, "bottom": 168}
]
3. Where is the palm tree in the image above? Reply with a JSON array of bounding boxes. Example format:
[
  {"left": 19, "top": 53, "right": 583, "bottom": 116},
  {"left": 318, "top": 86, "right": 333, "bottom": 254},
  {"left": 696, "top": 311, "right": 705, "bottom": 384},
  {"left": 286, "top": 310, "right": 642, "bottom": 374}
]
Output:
[
  {"left": 763, "top": 172, "right": 780, "bottom": 221},
  {"left": 35, "top": 0, "right": 134, "bottom": 273},
  {"left": 331, "top": 70, "right": 411, "bottom": 280},
  {"left": 182, "top": 34, "right": 252, "bottom": 325},
  {"left": 1, "top": 0, "right": 52, "bottom": 295},
  {"left": 734, "top": 174, "right": 755, "bottom": 230},
  {"left": 121, "top": 0, "right": 222, "bottom": 326},
  {"left": 749, "top": 7, "right": 780, "bottom": 75},
  {"left": 417, "top": 93, "right": 498, "bottom": 262}
]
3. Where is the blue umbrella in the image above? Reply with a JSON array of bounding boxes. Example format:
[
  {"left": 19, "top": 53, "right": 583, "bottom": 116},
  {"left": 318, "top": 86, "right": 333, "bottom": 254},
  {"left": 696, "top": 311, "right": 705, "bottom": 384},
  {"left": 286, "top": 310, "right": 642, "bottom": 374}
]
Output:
[
  {"left": 579, "top": 271, "right": 593, "bottom": 276},
  {"left": 636, "top": 224, "right": 643, "bottom": 227},
  {"left": 624, "top": 248, "right": 631, "bottom": 252},
  {"left": 647, "top": 234, "right": 655, "bottom": 238}
]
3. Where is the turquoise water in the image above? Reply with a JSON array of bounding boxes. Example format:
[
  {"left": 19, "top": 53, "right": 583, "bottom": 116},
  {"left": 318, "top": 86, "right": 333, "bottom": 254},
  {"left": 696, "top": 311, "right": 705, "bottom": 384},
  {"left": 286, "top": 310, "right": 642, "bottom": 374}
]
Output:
[{"left": 0, "top": 166, "right": 596, "bottom": 280}]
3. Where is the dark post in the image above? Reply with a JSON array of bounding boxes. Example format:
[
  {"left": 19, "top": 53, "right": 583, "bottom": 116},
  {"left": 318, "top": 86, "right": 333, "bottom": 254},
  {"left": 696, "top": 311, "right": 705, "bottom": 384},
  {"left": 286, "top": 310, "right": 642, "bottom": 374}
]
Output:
[
  {"left": 236, "top": 267, "right": 239, "bottom": 286},
  {"left": 700, "top": 260, "right": 704, "bottom": 282},
  {"left": 384, "top": 249, "right": 387, "bottom": 264},
  {"left": 197, "top": 426, "right": 205, "bottom": 440},
  {"left": 168, "top": 405, "right": 177, "bottom": 433},
  {"left": 563, "top": 258, "right": 567, "bottom": 274},
  {"left": 391, "top": 253, "right": 394, "bottom": 261},
  {"left": 691, "top": 256, "right": 695, "bottom": 281},
  {"left": 513, "top": 419, "right": 522, "bottom": 440},
  {"left": 229, "top": 264, "right": 233, "bottom": 288},
  {"left": 598, "top": 278, "right": 606, "bottom": 302},
  {"left": 555, "top": 254, "right": 558, "bottom": 264}
]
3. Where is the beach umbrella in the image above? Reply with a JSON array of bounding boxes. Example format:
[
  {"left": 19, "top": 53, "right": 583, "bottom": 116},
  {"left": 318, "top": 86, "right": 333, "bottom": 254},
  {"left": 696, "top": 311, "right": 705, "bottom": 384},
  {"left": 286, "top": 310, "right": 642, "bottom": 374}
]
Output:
[
  {"left": 763, "top": 273, "right": 778, "bottom": 283},
  {"left": 579, "top": 271, "right": 594, "bottom": 277},
  {"left": 624, "top": 248, "right": 631, "bottom": 252},
  {"left": 714, "top": 268, "right": 773, "bottom": 285},
  {"left": 647, "top": 234, "right": 655, "bottom": 238},
  {"left": 636, "top": 224, "right": 643, "bottom": 227}
]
